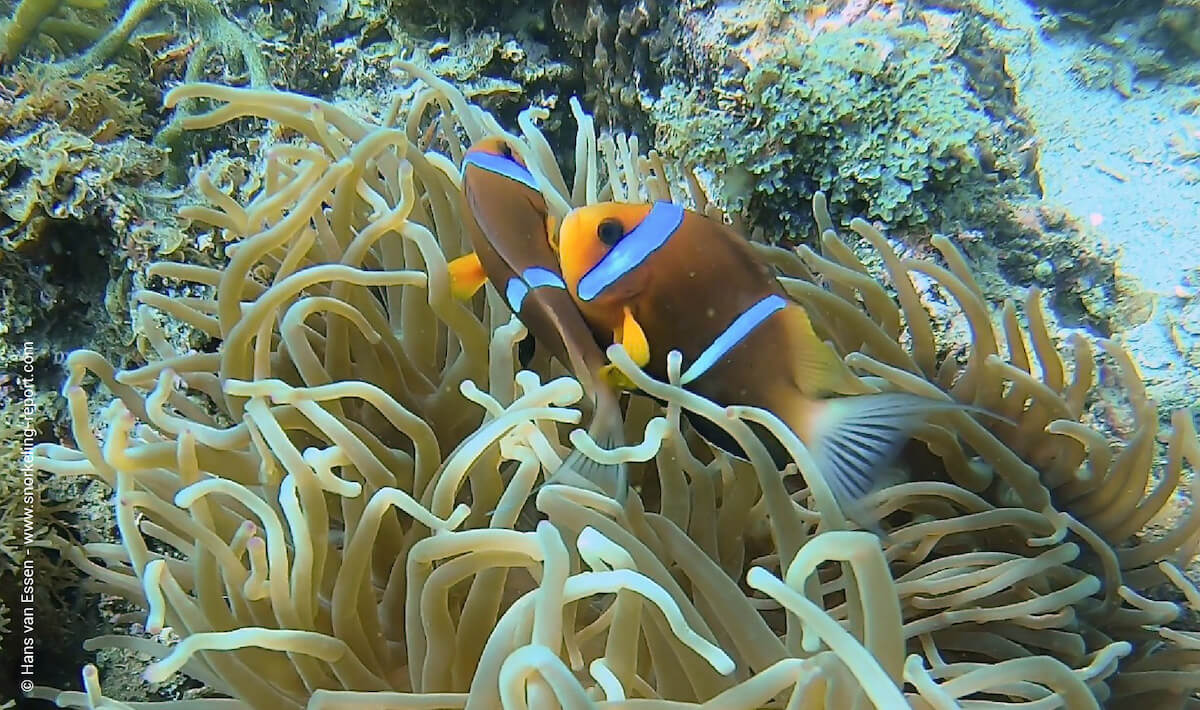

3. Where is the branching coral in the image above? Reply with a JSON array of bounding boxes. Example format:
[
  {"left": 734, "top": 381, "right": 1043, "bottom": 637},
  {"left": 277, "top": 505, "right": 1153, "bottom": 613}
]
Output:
[{"left": 29, "top": 66, "right": 1200, "bottom": 708}]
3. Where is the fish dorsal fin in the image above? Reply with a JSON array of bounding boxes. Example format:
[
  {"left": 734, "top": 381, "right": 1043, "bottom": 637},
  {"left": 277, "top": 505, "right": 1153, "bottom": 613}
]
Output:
[{"left": 779, "top": 304, "right": 871, "bottom": 396}]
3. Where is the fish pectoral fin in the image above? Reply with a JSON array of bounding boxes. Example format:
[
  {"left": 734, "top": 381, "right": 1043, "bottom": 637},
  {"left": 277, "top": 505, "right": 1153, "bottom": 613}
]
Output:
[
  {"left": 447, "top": 252, "right": 487, "bottom": 300},
  {"left": 615, "top": 306, "right": 650, "bottom": 367},
  {"left": 599, "top": 364, "right": 638, "bottom": 392},
  {"left": 803, "top": 392, "right": 962, "bottom": 509}
]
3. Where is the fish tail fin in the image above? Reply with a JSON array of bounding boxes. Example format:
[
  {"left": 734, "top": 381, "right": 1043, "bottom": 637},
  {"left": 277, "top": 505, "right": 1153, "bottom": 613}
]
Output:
[
  {"left": 789, "top": 392, "right": 967, "bottom": 514},
  {"left": 546, "top": 386, "right": 629, "bottom": 504}
]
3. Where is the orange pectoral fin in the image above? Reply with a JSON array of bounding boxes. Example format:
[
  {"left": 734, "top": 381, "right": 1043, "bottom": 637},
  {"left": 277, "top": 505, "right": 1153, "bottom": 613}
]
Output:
[
  {"left": 615, "top": 306, "right": 650, "bottom": 367},
  {"left": 447, "top": 252, "right": 487, "bottom": 300},
  {"left": 600, "top": 364, "right": 638, "bottom": 392}
]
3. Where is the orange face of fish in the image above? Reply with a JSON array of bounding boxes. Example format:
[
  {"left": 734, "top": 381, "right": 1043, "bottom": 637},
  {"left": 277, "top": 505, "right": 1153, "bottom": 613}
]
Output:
[
  {"left": 558, "top": 199, "right": 795, "bottom": 388},
  {"left": 557, "top": 202, "right": 677, "bottom": 332}
]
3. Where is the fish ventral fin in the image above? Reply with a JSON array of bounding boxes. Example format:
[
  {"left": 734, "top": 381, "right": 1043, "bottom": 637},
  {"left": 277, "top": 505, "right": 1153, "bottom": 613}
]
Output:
[
  {"left": 600, "top": 364, "right": 638, "bottom": 392},
  {"left": 549, "top": 440, "right": 629, "bottom": 505},
  {"left": 596, "top": 306, "right": 649, "bottom": 393},
  {"left": 803, "top": 392, "right": 964, "bottom": 513},
  {"left": 615, "top": 306, "right": 650, "bottom": 366}
]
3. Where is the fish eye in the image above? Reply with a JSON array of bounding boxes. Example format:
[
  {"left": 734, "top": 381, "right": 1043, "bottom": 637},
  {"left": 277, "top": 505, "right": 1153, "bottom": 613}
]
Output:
[{"left": 597, "top": 218, "right": 624, "bottom": 246}]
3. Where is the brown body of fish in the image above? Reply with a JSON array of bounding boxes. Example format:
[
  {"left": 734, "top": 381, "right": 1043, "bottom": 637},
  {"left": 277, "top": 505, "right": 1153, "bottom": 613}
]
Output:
[{"left": 558, "top": 201, "right": 963, "bottom": 509}]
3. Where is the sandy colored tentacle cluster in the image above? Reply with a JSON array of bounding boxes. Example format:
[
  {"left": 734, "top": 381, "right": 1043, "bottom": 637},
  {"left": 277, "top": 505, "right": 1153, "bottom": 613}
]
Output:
[{"left": 30, "top": 70, "right": 1200, "bottom": 709}]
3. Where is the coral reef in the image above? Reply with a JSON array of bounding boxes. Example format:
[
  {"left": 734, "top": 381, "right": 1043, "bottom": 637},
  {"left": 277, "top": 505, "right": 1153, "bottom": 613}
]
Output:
[
  {"left": 550, "top": 0, "right": 677, "bottom": 136},
  {"left": 0, "top": 0, "right": 105, "bottom": 65},
  {"left": 0, "top": 36, "right": 191, "bottom": 706},
  {"left": 651, "top": 1, "right": 1034, "bottom": 236},
  {"left": 0, "top": 65, "right": 148, "bottom": 140},
  {"left": 26, "top": 68, "right": 1200, "bottom": 708},
  {"left": 1, "top": 0, "right": 1197, "bottom": 706},
  {"left": 0, "top": 0, "right": 257, "bottom": 370},
  {"left": 0, "top": 0, "right": 272, "bottom": 162},
  {"left": 0, "top": 78, "right": 171, "bottom": 369},
  {"left": 936, "top": 199, "right": 1139, "bottom": 336},
  {"left": 0, "top": 347, "right": 112, "bottom": 706}
]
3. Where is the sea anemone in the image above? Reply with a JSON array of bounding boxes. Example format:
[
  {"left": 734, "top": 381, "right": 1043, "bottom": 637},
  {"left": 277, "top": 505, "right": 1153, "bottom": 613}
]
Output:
[{"left": 31, "top": 64, "right": 1200, "bottom": 708}]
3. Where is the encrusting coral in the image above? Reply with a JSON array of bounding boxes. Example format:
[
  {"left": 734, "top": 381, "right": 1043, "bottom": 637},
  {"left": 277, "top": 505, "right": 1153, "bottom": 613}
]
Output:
[
  {"left": 641, "top": 0, "right": 1069, "bottom": 246},
  {"left": 29, "top": 62, "right": 1200, "bottom": 708},
  {"left": 653, "top": 3, "right": 1011, "bottom": 233}
]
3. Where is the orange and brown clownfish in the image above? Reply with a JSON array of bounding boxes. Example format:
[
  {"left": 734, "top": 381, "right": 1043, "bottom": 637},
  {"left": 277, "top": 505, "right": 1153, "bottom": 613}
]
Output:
[
  {"left": 557, "top": 200, "right": 968, "bottom": 510},
  {"left": 449, "top": 136, "right": 629, "bottom": 501}
]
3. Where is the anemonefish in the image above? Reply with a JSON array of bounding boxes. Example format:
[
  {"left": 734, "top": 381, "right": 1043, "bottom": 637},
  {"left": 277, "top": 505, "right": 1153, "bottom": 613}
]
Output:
[
  {"left": 449, "top": 136, "right": 628, "bottom": 500},
  {"left": 557, "top": 200, "right": 965, "bottom": 509}
]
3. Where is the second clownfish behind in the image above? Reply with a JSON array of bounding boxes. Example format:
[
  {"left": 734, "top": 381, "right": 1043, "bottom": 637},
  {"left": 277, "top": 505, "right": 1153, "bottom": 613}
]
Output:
[
  {"left": 557, "top": 200, "right": 969, "bottom": 511},
  {"left": 450, "top": 137, "right": 628, "bottom": 502}
]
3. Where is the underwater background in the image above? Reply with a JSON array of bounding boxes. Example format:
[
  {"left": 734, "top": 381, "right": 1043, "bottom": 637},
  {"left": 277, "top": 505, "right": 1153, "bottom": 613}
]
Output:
[{"left": 1, "top": 0, "right": 1200, "bottom": 707}]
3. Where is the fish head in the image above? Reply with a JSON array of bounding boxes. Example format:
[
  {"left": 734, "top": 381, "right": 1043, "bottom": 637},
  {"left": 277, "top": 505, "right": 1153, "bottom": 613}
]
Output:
[
  {"left": 559, "top": 201, "right": 679, "bottom": 309},
  {"left": 460, "top": 135, "right": 554, "bottom": 269},
  {"left": 461, "top": 136, "right": 541, "bottom": 195}
]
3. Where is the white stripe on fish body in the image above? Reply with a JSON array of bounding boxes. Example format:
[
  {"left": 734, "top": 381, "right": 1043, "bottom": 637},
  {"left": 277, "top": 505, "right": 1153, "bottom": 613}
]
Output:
[
  {"left": 680, "top": 294, "right": 788, "bottom": 384},
  {"left": 505, "top": 267, "right": 568, "bottom": 313},
  {"left": 462, "top": 151, "right": 541, "bottom": 192}
]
